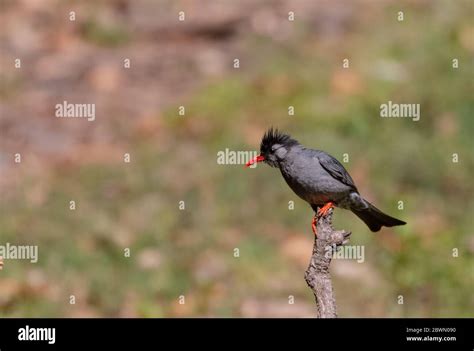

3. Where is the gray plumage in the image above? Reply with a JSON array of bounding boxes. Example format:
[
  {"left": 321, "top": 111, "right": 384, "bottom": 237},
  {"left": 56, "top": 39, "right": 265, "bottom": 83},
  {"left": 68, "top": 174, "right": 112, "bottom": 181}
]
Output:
[{"left": 252, "top": 128, "right": 406, "bottom": 232}]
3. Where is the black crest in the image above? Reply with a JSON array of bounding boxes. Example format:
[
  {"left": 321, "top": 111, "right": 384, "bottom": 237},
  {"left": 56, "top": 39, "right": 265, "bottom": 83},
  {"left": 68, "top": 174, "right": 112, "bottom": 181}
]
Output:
[{"left": 260, "top": 127, "right": 298, "bottom": 153}]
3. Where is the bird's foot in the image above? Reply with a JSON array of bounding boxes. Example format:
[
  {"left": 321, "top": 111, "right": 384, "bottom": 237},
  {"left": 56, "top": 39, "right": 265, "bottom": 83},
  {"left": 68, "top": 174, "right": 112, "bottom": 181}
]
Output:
[
  {"left": 311, "top": 215, "right": 318, "bottom": 237},
  {"left": 317, "top": 202, "right": 334, "bottom": 218}
]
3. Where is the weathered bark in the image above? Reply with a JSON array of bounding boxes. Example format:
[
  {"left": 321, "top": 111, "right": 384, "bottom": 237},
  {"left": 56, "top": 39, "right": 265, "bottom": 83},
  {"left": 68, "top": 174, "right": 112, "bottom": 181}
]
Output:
[{"left": 304, "top": 207, "right": 351, "bottom": 318}]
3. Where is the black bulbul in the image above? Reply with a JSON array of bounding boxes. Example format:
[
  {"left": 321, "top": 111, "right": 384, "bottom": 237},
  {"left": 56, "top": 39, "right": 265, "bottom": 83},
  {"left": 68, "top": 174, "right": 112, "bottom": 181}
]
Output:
[{"left": 246, "top": 128, "right": 406, "bottom": 234}]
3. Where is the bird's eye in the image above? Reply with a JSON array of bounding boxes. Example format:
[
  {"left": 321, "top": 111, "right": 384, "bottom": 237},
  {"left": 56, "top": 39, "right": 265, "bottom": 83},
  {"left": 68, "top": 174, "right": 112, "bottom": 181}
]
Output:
[{"left": 271, "top": 144, "right": 281, "bottom": 152}]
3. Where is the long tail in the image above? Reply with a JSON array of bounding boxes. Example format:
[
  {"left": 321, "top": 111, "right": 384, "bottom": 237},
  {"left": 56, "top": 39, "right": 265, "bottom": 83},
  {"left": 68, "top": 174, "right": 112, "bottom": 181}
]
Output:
[{"left": 351, "top": 200, "right": 406, "bottom": 232}]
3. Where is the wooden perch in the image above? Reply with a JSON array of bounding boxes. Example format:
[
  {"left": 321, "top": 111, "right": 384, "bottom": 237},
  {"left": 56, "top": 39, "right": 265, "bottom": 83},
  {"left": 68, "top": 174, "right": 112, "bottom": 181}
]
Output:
[{"left": 305, "top": 207, "right": 351, "bottom": 318}]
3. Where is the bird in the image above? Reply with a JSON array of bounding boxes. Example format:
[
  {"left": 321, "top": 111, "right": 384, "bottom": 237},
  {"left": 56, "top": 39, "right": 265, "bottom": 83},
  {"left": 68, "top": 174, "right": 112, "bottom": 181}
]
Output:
[{"left": 246, "top": 128, "right": 406, "bottom": 235}]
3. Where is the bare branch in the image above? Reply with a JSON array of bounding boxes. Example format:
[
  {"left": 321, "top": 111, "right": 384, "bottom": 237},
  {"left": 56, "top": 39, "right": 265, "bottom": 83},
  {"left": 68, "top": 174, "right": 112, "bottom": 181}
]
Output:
[{"left": 304, "top": 207, "right": 351, "bottom": 318}]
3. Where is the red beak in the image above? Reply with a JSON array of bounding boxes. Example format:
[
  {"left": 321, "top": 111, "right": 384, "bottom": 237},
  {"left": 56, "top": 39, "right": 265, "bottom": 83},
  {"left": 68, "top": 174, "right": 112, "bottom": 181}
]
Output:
[{"left": 245, "top": 155, "right": 265, "bottom": 167}]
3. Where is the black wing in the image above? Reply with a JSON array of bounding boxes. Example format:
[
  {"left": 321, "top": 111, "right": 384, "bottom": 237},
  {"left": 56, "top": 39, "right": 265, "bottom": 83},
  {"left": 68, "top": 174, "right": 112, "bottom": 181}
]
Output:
[{"left": 317, "top": 151, "right": 358, "bottom": 192}]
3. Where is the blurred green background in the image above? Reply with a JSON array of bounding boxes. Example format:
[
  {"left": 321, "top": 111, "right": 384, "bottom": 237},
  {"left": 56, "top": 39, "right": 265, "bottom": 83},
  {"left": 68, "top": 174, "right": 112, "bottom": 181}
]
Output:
[{"left": 1, "top": 0, "right": 473, "bottom": 317}]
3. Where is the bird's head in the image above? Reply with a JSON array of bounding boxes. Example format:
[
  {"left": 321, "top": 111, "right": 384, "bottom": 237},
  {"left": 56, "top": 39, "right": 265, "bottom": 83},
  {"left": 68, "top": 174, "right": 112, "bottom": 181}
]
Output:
[{"left": 246, "top": 128, "right": 299, "bottom": 168}]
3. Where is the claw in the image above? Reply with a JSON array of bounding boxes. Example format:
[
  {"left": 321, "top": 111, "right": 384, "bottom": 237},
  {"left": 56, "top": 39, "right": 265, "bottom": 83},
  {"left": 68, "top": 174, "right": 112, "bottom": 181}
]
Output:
[{"left": 317, "top": 202, "right": 334, "bottom": 218}]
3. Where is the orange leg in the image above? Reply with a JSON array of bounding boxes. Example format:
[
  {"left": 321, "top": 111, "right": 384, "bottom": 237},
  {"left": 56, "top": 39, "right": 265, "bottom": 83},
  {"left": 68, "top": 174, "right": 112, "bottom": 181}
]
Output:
[
  {"left": 311, "top": 202, "right": 335, "bottom": 237},
  {"left": 317, "top": 202, "right": 334, "bottom": 218},
  {"left": 311, "top": 215, "right": 318, "bottom": 237}
]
